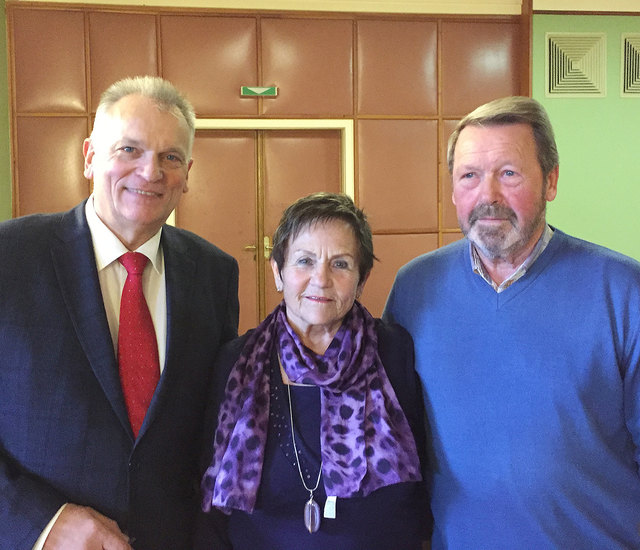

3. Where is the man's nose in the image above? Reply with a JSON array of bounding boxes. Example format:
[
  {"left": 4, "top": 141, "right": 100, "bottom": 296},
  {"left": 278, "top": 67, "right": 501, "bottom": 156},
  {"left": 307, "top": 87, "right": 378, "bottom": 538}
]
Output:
[
  {"left": 138, "top": 153, "right": 162, "bottom": 182},
  {"left": 479, "top": 174, "right": 502, "bottom": 203}
]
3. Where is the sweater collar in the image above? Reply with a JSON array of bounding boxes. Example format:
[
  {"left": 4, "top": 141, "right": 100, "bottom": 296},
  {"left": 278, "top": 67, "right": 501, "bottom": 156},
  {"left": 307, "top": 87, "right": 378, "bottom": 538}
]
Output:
[{"left": 469, "top": 224, "right": 555, "bottom": 292}]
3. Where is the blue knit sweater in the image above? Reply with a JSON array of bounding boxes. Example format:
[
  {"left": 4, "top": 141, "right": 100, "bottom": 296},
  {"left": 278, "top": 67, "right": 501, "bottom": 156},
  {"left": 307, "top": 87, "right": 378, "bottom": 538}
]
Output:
[{"left": 384, "top": 229, "right": 640, "bottom": 549}]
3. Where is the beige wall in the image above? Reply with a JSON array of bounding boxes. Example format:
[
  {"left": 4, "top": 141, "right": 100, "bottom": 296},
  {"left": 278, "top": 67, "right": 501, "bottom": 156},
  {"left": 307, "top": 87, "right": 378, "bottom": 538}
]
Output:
[
  {"left": 10, "top": 0, "right": 640, "bottom": 12},
  {"left": 12, "top": 0, "right": 523, "bottom": 14},
  {"left": 534, "top": 0, "right": 640, "bottom": 10}
]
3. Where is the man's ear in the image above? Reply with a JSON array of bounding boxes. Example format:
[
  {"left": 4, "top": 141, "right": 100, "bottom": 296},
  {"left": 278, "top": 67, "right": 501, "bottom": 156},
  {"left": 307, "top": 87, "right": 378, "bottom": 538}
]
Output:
[
  {"left": 183, "top": 159, "right": 193, "bottom": 194},
  {"left": 545, "top": 165, "right": 559, "bottom": 202},
  {"left": 83, "top": 138, "right": 95, "bottom": 180}
]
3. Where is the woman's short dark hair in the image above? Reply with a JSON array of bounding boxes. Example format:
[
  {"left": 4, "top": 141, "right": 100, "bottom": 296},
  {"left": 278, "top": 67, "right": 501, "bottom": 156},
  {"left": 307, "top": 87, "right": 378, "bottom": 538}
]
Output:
[{"left": 270, "top": 192, "right": 376, "bottom": 282}]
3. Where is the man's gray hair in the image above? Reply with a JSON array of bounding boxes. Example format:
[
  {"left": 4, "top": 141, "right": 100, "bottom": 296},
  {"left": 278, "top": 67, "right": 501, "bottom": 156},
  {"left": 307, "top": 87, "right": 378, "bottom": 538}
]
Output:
[
  {"left": 447, "top": 96, "right": 559, "bottom": 177},
  {"left": 94, "top": 75, "right": 196, "bottom": 152}
]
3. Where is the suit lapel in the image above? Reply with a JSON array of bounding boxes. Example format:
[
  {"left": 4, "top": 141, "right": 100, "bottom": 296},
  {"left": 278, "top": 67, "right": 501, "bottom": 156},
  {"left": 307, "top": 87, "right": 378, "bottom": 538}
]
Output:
[
  {"left": 138, "top": 227, "right": 197, "bottom": 436},
  {"left": 51, "top": 203, "right": 133, "bottom": 437}
]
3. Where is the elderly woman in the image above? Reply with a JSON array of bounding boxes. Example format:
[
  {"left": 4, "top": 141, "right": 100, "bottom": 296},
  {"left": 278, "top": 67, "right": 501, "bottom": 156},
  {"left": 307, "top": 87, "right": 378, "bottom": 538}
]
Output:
[{"left": 197, "top": 193, "right": 428, "bottom": 549}]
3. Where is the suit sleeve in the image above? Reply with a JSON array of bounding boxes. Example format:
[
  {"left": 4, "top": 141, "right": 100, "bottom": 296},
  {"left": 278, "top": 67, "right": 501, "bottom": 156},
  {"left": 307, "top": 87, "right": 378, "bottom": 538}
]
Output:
[
  {"left": 377, "top": 321, "right": 432, "bottom": 538},
  {"left": 194, "top": 336, "right": 247, "bottom": 550},
  {"left": 0, "top": 450, "right": 67, "bottom": 549},
  {"left": 221, "top": 258, "right": 240, "bottom": 344},
  {"left": 377, "top": 322, "right": 428, "bottom": 473},
  {"left": 0, "top": 219, "right": 71, "bottom": 549}
]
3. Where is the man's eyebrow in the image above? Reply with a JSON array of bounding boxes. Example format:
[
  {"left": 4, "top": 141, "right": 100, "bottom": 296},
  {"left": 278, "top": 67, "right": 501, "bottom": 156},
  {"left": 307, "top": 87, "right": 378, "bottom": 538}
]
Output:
[
  {"left": 164, "top": 146, "right": 187, "bottom": 156},
  {"left": 112, "top": 138, "right": 142, "bottom": 148}
]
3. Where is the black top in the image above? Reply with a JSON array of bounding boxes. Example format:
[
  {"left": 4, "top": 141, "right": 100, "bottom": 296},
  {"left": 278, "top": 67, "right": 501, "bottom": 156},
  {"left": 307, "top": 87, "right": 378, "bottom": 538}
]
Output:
[{"left": 196, "top": 320, "right": 430, "bottom": 550}]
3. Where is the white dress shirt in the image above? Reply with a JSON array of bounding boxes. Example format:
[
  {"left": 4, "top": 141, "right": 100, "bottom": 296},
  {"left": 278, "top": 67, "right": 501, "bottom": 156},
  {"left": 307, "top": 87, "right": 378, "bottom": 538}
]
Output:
[{"left": 85, "top": 196, "right": 167, "bottom": 372}]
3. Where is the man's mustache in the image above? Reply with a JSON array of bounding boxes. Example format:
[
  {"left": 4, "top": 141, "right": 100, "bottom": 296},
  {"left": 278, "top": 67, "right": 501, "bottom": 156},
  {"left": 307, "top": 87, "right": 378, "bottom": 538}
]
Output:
[{"left": 469, "top": 204, "right": 517, "bottom": 227}]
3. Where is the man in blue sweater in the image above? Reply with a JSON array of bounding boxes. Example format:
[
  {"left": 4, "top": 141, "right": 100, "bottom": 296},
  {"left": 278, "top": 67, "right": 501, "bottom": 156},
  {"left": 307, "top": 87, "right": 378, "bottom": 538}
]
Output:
[{"left": 384, "top": 96, "right": 640, "bottom": 548}]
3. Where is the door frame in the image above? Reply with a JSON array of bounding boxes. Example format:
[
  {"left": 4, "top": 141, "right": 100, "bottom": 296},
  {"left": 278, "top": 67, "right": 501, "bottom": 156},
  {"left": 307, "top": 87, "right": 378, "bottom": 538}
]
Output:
[
  {"left": 169, "top": 119, "right": 354, "bottom": 226},
  {"left": 193, "top": 118, "right": 354, "bottom": 197}
]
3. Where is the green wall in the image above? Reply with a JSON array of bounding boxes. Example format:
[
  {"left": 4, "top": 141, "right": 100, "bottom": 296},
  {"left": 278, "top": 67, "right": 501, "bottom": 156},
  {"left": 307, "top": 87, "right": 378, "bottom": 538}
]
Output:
[
  {"left": 533, "top": 14, "right": 640, "bottom": 261},
  {"left": 0, "top": 0, "right": 10, "bottom": 221}
]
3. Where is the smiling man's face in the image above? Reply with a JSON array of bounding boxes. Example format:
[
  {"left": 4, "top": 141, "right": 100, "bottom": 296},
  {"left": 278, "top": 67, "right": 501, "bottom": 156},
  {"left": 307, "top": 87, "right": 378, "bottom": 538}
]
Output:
[{"left": 83, "top": 93, "right": 192, "bottom": 250}]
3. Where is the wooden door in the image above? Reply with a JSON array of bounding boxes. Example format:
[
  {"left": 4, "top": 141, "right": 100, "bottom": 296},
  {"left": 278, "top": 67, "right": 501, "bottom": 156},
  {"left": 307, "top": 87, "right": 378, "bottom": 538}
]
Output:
[{"left": 178, "top": 129, "right": 341, "bottom": 335}]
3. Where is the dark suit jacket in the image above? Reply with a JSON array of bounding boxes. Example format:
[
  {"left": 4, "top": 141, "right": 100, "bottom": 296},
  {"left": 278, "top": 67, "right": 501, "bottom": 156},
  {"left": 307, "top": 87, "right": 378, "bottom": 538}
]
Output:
[{"left": 0, "top": 201, "right": 239, "bottom": 550}]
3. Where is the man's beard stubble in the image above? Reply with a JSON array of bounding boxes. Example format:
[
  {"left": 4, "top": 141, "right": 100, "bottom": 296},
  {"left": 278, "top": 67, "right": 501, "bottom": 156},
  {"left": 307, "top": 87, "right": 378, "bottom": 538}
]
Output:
[{"left": 461, "top": 201, "right": 546, "bottom": 262}]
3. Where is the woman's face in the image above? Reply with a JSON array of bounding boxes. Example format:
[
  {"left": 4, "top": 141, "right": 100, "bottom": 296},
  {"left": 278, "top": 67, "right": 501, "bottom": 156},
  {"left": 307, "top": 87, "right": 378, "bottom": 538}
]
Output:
[{"left": 271, "top": 219, "right": 367, "bottom": 345}]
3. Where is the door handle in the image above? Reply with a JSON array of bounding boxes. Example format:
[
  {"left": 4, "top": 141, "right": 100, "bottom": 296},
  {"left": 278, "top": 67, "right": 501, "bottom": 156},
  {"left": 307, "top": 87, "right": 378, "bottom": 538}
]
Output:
[
  {"left": 244, "top": 238, "right": 271, "bottom": 259},
  {"left": 263, "top": 236, "right": 273, "bottom": 259}
]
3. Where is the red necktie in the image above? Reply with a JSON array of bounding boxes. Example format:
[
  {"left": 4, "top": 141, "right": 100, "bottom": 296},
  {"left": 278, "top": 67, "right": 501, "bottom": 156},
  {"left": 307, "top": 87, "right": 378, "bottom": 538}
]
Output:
[{"left": 118, "top": 252, "right": 160, "bottom": 437}]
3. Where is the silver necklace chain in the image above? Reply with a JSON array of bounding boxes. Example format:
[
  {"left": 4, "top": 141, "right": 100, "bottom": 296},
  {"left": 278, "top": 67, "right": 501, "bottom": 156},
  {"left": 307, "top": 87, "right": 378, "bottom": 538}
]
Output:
[{"left": 286, "top": 382, "right": 322, "bottom": 496}]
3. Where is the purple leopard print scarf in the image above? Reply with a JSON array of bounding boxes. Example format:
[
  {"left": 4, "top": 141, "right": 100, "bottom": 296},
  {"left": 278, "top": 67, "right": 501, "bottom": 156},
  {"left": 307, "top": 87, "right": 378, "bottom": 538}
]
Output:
[{"left": 201, "top": 301, "right": 421, "bottom": 514}]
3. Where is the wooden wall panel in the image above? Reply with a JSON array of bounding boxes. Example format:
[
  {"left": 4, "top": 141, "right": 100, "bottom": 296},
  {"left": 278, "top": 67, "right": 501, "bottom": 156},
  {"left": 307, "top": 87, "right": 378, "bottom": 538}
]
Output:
[
  {"left": 261, "top": 18, "right": 354, "bottom": 116},
  {"left": 88, "top": 12, "right": 158, "bottom": 109},
  {"left": 441, "top": 118, "right": 461, "bottom": 230},
  {"left": 358, "top": 119, "right": 438, "bottom": 233},
  {"left": 442, "top": 232, "right": 465, "bottom": 246},
  {"left": 15, "top": 117, "right": 89, "bottom": 214},
  {"left": 363, "top": 233, "right": 438, "bottom": 317},
  {"left": 357, "top": 19, "right": 437, "bottom": 115},
  {"left": 161, "top": 16, "right": 258, "bottom": 116},
  {"left": 12, "top": 10, "right": 86, "bottom": 113},
  {"left": 263, "top": 130, "right": 342, "bottom": 233},
  {"left": 441, "top": 21, "right": 521, "bottom": 116}
]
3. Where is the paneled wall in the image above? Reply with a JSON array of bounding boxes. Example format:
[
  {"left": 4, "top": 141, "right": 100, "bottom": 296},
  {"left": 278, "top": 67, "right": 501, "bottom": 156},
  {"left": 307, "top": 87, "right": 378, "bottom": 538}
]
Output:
[{"left": 7, "top": 4, "right": 527, "bottom": 323}]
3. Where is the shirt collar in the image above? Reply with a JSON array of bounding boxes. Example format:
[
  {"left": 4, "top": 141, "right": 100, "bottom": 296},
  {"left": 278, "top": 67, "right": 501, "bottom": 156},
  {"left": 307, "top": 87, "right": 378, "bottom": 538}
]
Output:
[
  {"left": 470, "top": 224, "right": 554, "bottom": 292},
  {"left": 85, "top": 195, "right": 163, "bottom": 273}
]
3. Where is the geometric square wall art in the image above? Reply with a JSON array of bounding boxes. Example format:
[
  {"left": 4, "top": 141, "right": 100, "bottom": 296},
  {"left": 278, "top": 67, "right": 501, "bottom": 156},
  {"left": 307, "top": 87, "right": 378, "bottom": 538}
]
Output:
[
  {"left": 546, "top": 32, "right": 606, "bottom": 97},
  {"left": 621, "top": 34, "right": 640, "bottom": 97}
]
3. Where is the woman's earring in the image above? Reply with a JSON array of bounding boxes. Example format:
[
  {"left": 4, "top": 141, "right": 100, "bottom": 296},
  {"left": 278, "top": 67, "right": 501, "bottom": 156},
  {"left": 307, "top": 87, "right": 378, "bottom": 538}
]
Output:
[{"left": 276, "top": 284, "right": 283, "bottom": 292}]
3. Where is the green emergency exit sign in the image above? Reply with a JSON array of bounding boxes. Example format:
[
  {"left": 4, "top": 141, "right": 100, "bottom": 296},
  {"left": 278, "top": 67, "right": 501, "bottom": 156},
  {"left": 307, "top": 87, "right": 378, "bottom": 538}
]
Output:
[{"left": 240, "top": 86, "right": 278, "bottom": 97}]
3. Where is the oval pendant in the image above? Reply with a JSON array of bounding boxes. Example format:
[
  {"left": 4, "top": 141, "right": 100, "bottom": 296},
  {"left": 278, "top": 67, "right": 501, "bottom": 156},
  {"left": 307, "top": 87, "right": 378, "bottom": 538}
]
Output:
[{"left": 304, "top": 497, "right": 321, "bottom": 533}]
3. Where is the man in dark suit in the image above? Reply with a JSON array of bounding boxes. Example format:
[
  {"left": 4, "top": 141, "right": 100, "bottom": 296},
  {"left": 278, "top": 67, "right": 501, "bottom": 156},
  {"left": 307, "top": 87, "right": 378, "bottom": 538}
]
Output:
[{"left": 0, "top": 76, "right": 239, "bottom": 549}]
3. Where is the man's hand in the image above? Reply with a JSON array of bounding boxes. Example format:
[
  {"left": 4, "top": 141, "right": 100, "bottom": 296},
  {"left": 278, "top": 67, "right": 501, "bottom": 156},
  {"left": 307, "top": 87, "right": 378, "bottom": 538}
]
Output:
[{"left": 43, "top": 503, "right": 133, "bottom": 550}]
